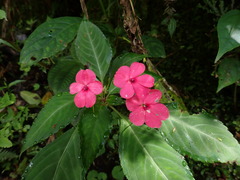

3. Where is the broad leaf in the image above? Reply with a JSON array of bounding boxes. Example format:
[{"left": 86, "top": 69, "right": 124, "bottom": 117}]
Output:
[
  {"left": 23, "top": 128, "right": 84, "bottom": 180},
  {"left": 79, "top": 105, "right": 111, "bottom": 169},
  {"left": 75, "top": 20, "right": 112, "bottom": 82},
  {"left": 142, "top": 35, "right": 166, "bottom": 58},
  {"left": 108, "top": 52, "right": 147, "bottom": 78},
  {"left": 217, "top": 58, "right": 240, "bottom": 92},
  {"left": 48, "top": 56, "right": 82, "bottom": 94},
  {"left": 20, "top": 17, "right": 81, "bottom": 70},
  {"left": 215, "top": 10, "right": 240, "bottom": 62},
  {"left": 161, "top": 109, "right": 240, "bottom": 164},
  {"left": 21, "top": 93, "right": 79, "bottom": 153},
  {"left": 119, "top": 118, "right": 194, "bottom": 180}
]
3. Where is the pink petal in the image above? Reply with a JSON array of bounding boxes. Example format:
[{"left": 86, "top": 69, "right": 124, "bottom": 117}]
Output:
[
  {"left": 69, "top": 83, "right": 84, "bottom": 94},
  {"left": 126, "top": 95, "right": 141, "bottom": 111},
  {"left": 136, "top": 74, "right": 154, "bottom": 88},
  {"left": 145, "top": 117, "right": 162, "bottom": 128},
  {"left": 76, "top": 69, "right": 96, "bottom": 84},
  {"left": 88, "top": 81, "right": 103, "bottom": 95},
  {"left": 132, "top": 83, "right": 150, "bottom": 99},
  {"left": 144, "top": 89, "right": 162, "bottom": 104},
  {"left": 149, "top": 103, "right": 169, "bottom": 121},
  {"left": 85, "top": 91, "right": 96, "bottom": 108},
  {"left": 129, "top": 107, "right": 145, "bottom": 126},
  {"left": 120, "top": 81, "right": 134, "bottom": 99},
  {"left": 129, "top": 62, "right": 145, "bottom": 78},
  {"left": 145, "top": 103, "right": 169, "bottom": 128},
  {"left": 113, "top": 66, "right": 130, "bottom": 88},
  {"left": 74, "top": 91, "right": 86, "bottom": 108}
]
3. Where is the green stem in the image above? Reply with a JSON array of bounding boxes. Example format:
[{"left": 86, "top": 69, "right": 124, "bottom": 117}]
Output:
[
  {"left": 98, "top": 0, "right": 107, "bottom": 19},
  {"left": 109, "top": 105, "right": 125, "bottom": 119}
]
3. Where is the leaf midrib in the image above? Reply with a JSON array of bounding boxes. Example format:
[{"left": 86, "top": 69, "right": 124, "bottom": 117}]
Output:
[{"left": 128, "top": 125, "right": 168, "bottom": 180}]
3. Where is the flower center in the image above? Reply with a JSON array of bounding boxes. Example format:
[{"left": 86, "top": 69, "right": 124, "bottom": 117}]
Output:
[
  {"left": 142, "top": 104, "right": 149, "bottom": 110},
  {"left": 83, "top": 85, "right": 89, "bottom": 91},
  {"left": 130, "top": 78, "right": 135, "bottom": 83}
]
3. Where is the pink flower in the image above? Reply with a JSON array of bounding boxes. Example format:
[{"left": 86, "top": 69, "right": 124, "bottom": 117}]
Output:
[
  {"left": 113, "top": 62, "right": 154, "bottom": 99},
  {"left": 69, "top": 69, "right": 103, "bottom": 108},
  {"left": 126, "top": 89, "right": 169, "bottom": 128}
]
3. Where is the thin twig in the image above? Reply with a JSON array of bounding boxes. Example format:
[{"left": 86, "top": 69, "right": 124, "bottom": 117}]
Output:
[{"left": 79, "top": 0, "right": 89, "bottom": 19}]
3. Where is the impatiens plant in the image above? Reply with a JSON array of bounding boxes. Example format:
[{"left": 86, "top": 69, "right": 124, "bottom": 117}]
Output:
[{"left": 19, "top": 14, "right": 240, "bottom": 180}]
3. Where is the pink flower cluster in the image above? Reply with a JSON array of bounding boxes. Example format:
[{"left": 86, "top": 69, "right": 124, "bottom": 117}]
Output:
[
  {"left": 114, "top": 62, "right": 169, "bottom": 128},
  {"left": 69, "top": 62, "right": 169, "bottom": 128}
]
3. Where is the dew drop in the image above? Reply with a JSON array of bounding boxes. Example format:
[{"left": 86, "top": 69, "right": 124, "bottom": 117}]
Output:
[{"left": 29, "top": 162, "right": 33, "bottom": 168}]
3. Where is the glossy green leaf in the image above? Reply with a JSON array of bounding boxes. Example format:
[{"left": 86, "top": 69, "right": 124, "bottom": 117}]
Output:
[
  {"left": 75, "top": 20, "right": 112, "bottom": 82},
  {"left": 19, "top": 17, "right": 81, "bottom": 70},
  {"left": 108, "top": 52, "right": 147, "bottom": 78},
  {"left": 215, "top": 10, "right": 240, "bottom": 62},
  {"left": 20, "top": 91, "right": 41, "bottom": 105},
  {"left": 161, "top": 109, "right": 240, "bottom": 164},
  {"left": 142, "top": 35, "right": 166, "bottom": 58},
  {"left": 79, "top": 105, "right": 111, "bottom": 169},
  {"left": 119, "top": 118, "right": 193, "bottom": 180},
  {"left": 216, "top": 58, "right": 240, "bottom": 92},
  {"left": 48, "top": 56, "right": 82, "bottom": 94},
  {"left": 23, "top": 128, "right": 84, "bottom": 180},
  {"left": 21, "top": 93, "right": 79, "bottom": 153}
]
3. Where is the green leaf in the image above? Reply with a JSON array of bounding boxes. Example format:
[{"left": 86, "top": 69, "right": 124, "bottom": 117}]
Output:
[
  {"left": 48, "top": 56, "right": 82, "bottom": 94},
  {"left": 87, "top": 170, "right": 107, "bottom": 180},
  {"left": 20, "top": 91, "right": 41, "bottom": 105},
  {"left": 23, "top": 128, "right": 84, "bottom": 180},
  {"left": 161, "top": 109, "right": 240, "bottom": 164},
  {"left": 112, "top": 165, "right": 124, "bottom": 180},
  {"left": 142, "top": 35, "right": 166, "bottom": 58},
  {"left": 119, "top": 118, "right": 194, "bottom": 180},
  {"left": 0, "top": 39, "right": 19, "bottom": 51},
  {"left": 19, "top": 17, "right": 81, "bottom": 70},
  {"left": 215, "top": 10, "right": 240, "bottom": 62},
  {"left": 0, "top": 137, "right": 13, "bottom": 148},
  {"left": 0, "top": 10, "right": 6, "bottom": 20},
  {"left": 106, "top": 95, "right": 125, "bottom": 106},
  {"left": 21, "top": 93, "right": 79, "bottom": 153},
  {"left": 168, "top": 18, "right": 177, "bottom": 38},
  {"left": 74, "top": 20, "right": 112, "bottom": 82},
  {"left": 216, "top": 58, "right": 240, "bottom": 92},
  {"left": 0, "top": 92, "right": 16, "bottom": 109},
  {"left": 108, "top": 52, "right": 147, "bottom": 78},
  {"left": 0, "top": 149, "right": 17, "bottom": 162},
  {"left": 79, "top": 105, "right": 111, "bottom": 169},
  {"left": 108, "top": 82, "right": 120, "bottom": 95}
]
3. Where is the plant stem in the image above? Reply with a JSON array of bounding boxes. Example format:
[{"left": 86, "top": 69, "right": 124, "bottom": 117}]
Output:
[
  {"left": 79, "top": 0, "right": 89, "bottom": 19},
  {"left": 109, "top": 105, "right": 125, "bottom": 119}
]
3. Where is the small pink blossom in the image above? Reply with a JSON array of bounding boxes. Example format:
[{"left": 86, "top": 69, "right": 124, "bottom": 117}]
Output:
[
  {"left": 69, "top": 69, "right": 103, "bottom": 108},
  {"left": 113, "top": 62, "right": 154, "bottom": 99},
  {"left": 126, "top": 89, "right": 169, "bottom": 128}
]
